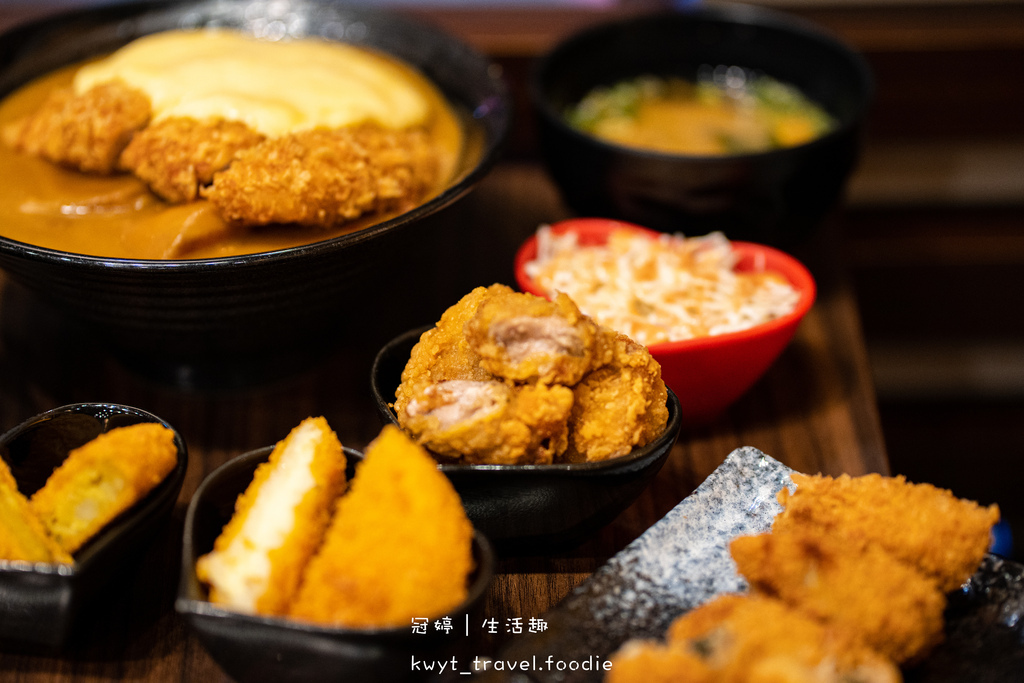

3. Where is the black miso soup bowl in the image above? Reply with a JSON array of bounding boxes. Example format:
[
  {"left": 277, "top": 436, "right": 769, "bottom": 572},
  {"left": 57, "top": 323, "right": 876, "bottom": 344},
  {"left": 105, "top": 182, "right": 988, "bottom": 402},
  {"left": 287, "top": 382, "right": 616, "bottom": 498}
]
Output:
[
  {"left": 0, "top": 403, "right": 188, "bottom": 652},
  {"left": 370, "top": 326, "right": 683, "bottom": 553},
  {"left": 0, "top": 0, "right": 510, "bottom": 386},
  {"left": 531, "top": 3, "right": 873, "bottom": 246},
  {"left": 178, "top": 446, "right": 495, "bottom": 683}
]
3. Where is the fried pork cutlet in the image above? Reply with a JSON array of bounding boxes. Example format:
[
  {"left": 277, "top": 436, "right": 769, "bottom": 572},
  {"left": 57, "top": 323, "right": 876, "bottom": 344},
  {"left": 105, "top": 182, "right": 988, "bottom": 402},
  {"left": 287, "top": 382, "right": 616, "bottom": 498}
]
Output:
[
  {"left": 606, "top": 640, "right": 714, "bottom": 683},
  {"left": 2, "top": 80, "right": 151, "bottom": 174},
  {"left": 773, "top": 473, "right": 1000, "bottom": 592},
  {"left": 730, "top": 530, "right": 946, "bottom": 664},
  {"left": 566, "top": 331, "right": 669, "bottom": 462},
  {"left": 119, "top": 116, "right": 266, "bottom": 203},
  {"left": 289, "top": 425, "right": 474, "bottom": 627},
  {"left": 197, "top": 417, "right": 347, "bottom": 616},
  {"left": 29, "top": 422, "right": 177, "bottom": 555},
  {"left": 202, "top": 123, "right": 439, "bottom": 228},
  {"left": 0, "top": 458, "right": 73, "bottom": 564}
]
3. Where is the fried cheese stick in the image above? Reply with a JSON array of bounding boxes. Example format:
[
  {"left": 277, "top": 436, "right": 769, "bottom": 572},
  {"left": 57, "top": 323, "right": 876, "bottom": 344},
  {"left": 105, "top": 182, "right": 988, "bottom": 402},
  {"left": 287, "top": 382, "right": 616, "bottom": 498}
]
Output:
[
  {"left": 0, "top": 458, "right": 73, "bottom": 564},
  {"left": 289, "top": 425, "right": 474, "bottom": 628},
  {"left": 196, "top": 417, "right": 346, "bottom": 616},
  {"left": 29, "top": 422, "right": 178, "bottom": 555}
]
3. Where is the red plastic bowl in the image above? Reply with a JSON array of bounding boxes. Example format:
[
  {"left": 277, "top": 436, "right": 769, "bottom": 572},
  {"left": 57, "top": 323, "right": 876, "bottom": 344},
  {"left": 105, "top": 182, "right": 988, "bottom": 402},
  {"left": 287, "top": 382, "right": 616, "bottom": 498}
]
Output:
[{"left": 514, "top": 218, "right": 816, "bottom": 423}]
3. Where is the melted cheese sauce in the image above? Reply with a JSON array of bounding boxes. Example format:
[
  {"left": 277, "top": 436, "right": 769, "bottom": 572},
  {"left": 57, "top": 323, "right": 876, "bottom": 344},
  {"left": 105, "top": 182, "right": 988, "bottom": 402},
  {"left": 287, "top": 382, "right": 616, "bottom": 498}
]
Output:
[{"left": 0, "top": 32, "right": 474, "bottom": 260}]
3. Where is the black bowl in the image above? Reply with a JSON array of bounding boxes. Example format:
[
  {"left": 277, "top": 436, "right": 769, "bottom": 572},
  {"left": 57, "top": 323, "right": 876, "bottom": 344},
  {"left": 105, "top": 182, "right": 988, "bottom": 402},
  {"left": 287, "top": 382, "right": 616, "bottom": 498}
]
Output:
[
  {"left": 531, "top": 4, "right": 873, "bottom": 246},
  {"left": 0, "top": 403, "right": 188, "bottom": 652},
  {"left": 370, "top": 326, "right": 683, "bottom": 553},
  {"left": 178, "top": 445, "right": 495, "bottom": 683},
  {"left": 0, "top": 0, "right": 510, "bottom": 384}
]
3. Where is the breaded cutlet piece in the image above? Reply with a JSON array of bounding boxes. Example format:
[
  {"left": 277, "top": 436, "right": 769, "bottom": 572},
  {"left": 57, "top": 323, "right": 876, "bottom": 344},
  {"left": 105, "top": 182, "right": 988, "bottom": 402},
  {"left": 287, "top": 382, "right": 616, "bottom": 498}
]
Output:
[
  {"left": 2, "top": 80, "right": 151, "bottom": 174},
  {"left": 202, "top": 123, "right": 438, "bottom": 228},
  {"left": 566, "top": 331, "right": 668, "bottom": 462},
  {"left": 731, "top": 530, "right": 946, "bottom": 664},
  {"left": 0, "top": 458, "right": 73, "bottom": 564},
  {"left": 774, "top": 473, "right": 1000, "bottom": 592},
  {"left": 29, "top": 422, "right": 177, "bottom": 554},
  {"left": 119, "top": 116, "right": 266, "bottom": 203},
  {"left": 289, "top": 425, "right": 474, "bottom": 627},
  {"left": 196, "top": 417, "right": 346, "bottom": 616},
  {"left": 606, "top": 639, "right": 714, "bottom": 683}
]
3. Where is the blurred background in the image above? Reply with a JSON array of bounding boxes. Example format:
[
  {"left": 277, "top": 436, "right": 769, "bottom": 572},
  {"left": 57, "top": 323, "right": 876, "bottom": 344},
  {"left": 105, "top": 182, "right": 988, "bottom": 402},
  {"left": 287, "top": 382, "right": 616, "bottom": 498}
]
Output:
[{"left": 1, "top": 0, "right": 1022, "bottom": 557}]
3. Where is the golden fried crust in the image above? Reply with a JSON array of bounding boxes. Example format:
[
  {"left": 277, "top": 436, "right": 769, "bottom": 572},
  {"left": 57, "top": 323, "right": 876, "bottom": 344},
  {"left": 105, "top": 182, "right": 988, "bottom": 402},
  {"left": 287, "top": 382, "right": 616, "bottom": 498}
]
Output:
[
  {"left": 0, "top": 458, "right": 73, "bottom": 564},
  {"left": 29, "top": 423, "right": 177, "bottom": 554},
  {"left": 119, "top": 117, "right": 265, "bottom": 203},
  {"left": 289, "top": 425, "right": 474, "bottom": 627},
  {"left": 202, "top": 123, "right": 438, "bottom": 227},
  {"left": 566, "top": 332, "right": 669, "bottom": 462},
  {"left": 3, "top": 80, "right": 151, "bottom": 174},
  {"left": 774, "top": 473, "right": 1000, "bottom": 592},
  {"left": 730, "top": 530, "right": 946, "bottom": 664},
  {"left": 607, "top": 640, "right": 714, "bottom": 683}
]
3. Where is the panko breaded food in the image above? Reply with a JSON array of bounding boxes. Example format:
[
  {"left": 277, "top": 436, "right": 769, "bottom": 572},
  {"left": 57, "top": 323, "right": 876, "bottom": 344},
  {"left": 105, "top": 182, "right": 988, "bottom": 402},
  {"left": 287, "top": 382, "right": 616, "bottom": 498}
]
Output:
[
  {"left": 2, "top": 80, "right": 151, "bottom": 174},
  {"left": 29, "top": 422, "right": 178, "bottom": 555},
  {"left": 201, "top": 124, "right": 438, "bottom": 228},
  {"left": 197, "top": 417, "right": 346, "bottom": 616},
  {"left": 606, "top": 639, "right": 714, "bottom": 683},
  {"left": 730, "top": 530, "right": 946, "bottom": 663},
  {"left": 0, "top": 458, "right": 73, "bottom": 564},
  {"left": 773, "top": 473, "right": 1000, "bottom": 592},
  {"left": 289, "top": 425, "right": 474, "bottom": 627}
]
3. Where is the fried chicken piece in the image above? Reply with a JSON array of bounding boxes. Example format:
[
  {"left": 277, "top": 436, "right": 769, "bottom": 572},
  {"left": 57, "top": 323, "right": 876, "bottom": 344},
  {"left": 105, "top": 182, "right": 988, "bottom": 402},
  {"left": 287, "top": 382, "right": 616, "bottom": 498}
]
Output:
[
  {"left": 289, "top": 425, "right": 474, "bottom": 627},
  {"left": 29, "top": 423, "right": 177, "bottom": 554},
  {"left": 607, "top": 639, "right": 714, "bottom": 683},
  {"left": 730, "top": 530, "right": 946, "bottom": 664},
  {"left": 465, "top": 289, "right": 612, "bottom": 385},
  {"left": 2, "top": 80, "right": 151, "bottom": 174},
  {"left": 202, "top": 123, "right": 438, "bottom": 227},
  {"left": 119, "top": 116, "right": 265, "bottom": 203},
  {"left": 773, "top": 473, "right": 1000, "bottom": 592},
  {"left": 566, "top": 331, "right": 669, "bottom": 462},
  {"left": 0, "top": 458, "right": 73, "bottom": 564},
  {"left": 196, "top": 417, "right": 347, "bottom": 616}
]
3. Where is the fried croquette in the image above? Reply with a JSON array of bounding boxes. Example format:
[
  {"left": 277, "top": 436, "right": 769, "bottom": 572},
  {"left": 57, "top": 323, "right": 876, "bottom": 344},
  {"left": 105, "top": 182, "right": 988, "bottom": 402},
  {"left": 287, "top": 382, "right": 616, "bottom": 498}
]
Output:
[
  {"left": 730, "top": 530, "right": 946, "bottom": 663},
  {"left": 289, "top": 425, "right": 474, "bottom": 627},
  {"left": 2, "top": 80, "right": 151, "bottom": 174},
  {"left": 202, "top": 124, "right": 438, "bottom": 228},
  {"left": 196, "top": 417, "right": 346, "bottom": 616},
  {"left": 0, "top": 458, "right": 73, "bottom": 564},
  {"left": 566, "top": 331, "right": 669, "bottom": 462},
  {"left": 119, "top": 116, "right": 265, "bottom": 203},
  {"left": 774, "top": 473, "right": 1000, "bottom": 592},
  {"left": 465, "top": 289, "right": 612, "bottom": 385},
  {"left": 29, "top": 422, "right": 177, "bottom": 554}
]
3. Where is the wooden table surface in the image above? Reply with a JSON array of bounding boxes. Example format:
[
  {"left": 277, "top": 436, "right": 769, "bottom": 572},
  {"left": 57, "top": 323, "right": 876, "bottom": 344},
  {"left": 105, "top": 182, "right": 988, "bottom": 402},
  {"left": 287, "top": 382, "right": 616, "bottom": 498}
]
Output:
[{"left": 0, "top": 159, "right": 889, "bottom": 681}]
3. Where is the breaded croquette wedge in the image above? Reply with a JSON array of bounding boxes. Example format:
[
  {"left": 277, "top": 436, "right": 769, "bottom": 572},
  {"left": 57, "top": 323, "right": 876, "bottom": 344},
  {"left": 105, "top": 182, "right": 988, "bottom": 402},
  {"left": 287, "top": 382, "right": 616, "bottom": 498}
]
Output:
[
  {"left": 196, "top": 417, "right": 346, "bottom": 616},
  {"left": 29, "top": 422, "right": 177, "bottom": 555},
  {"left": 0, "top": 458, "right": 73, "bottom": 564},
  {"left": 774, "top": 473, "right": 1000, "bottom": 592},
  {"left": 289, "top": 425, "right": 474, "bottom": 628},
  {"left": 730, "top": 530, "right": 946, "bottom": 663}
]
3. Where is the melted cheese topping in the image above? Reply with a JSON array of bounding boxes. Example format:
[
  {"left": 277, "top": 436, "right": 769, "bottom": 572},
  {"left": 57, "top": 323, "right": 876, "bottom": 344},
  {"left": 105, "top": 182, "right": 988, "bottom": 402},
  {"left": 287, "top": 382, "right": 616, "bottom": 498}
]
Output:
[{"left": 73, "top": 29, "right": 431, "bottom": 136}]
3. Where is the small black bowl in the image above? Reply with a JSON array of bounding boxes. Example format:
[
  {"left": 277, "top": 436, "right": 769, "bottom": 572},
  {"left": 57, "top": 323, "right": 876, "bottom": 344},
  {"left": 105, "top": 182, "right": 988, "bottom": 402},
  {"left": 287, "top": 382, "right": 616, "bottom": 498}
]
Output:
[
  {"left": 178, "top": 445, "right": 495, "bottom": 683},
  {"left": 0, "top": 0, "right": 510, "bottom": 384},
  {"left": 371, "top": 326, "right": 683, "bottom": 553},
  {"left": 0, "top": 403, "right": 188, "bottom": 652},
  {"left": 531, "top": 4, "right": 873, "bottom": 246}
]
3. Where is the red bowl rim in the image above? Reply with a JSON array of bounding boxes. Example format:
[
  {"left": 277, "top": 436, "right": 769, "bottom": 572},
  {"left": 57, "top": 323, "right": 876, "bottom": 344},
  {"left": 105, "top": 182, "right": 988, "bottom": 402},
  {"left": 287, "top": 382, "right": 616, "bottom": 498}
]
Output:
[{"left": 513, "top": 218, "right": 816, "bottom": 354}]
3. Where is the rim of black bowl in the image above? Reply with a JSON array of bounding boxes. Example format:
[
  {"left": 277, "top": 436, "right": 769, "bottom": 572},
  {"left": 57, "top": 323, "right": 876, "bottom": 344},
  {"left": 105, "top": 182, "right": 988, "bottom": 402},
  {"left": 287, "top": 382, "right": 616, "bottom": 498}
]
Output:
[
  {"left": 529, "top": 3, "right": 875, "bottom": 163},
  {"left": 177, "top": 445, "right": 495, "bottom": 635},
  {"left": 0, "top": 402, "right": 188, "bottom": 576},
  {"left": 0, "top": 0, "right": 511, "bottom": 270},
  {"left": 370, "top": 326, "right": 683, "bottom": 474}
]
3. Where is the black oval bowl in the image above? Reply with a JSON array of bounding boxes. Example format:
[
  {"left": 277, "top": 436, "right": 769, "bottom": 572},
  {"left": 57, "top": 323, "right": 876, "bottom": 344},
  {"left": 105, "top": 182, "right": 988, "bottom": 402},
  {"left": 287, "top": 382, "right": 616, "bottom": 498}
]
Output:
[
  {"left": 0, "top": 0, "right": 510, "bottom": 381},
  {"left": 371, "top": 326, "right": 683, "bottom": 553},
  {"left": 178, "top": 445, "right": 495, "bottom": 683},
  {"left": 531, "top": 4, "right": 873, "bottom": 246},
  {"left": 0, "top": 403, "right": 188, "bottom": 652}
]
